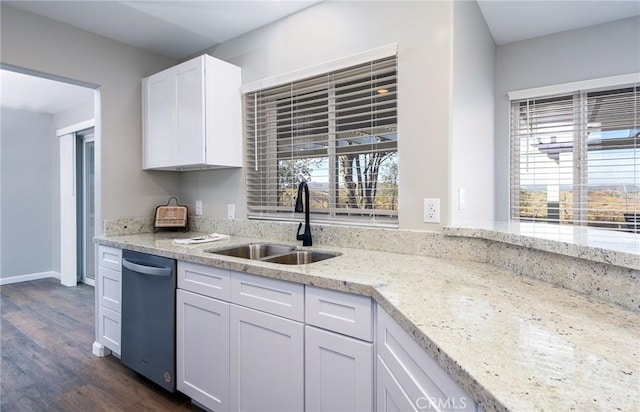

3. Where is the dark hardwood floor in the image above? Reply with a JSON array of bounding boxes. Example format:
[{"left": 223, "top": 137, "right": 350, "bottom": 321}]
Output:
[{"left": 1, "top": 278, "right": 200, "bottom": 411}]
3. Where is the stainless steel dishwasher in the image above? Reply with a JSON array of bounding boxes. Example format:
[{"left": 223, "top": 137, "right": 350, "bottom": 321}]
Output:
[{"left": 121, "top": 250, "right": 177, "bottom": 392}]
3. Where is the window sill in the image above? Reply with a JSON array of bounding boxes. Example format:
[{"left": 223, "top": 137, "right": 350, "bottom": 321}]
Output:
[
  {"left": 248, "top": 214, "right": 399, "bottom": 229},
  {"left": 444, "top": 221, "right": 640, "bottom": 271}
]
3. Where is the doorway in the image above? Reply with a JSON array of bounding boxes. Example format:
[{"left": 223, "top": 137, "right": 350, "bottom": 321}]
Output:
[
  {"left": 1, "top": 66, "right": 98, "bottom": 287},
  {"left": 59, "top": 118, "right": 99, "bottom": 287}
]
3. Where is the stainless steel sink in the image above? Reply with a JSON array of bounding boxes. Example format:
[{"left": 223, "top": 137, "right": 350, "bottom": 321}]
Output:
[
  {"left": 206, "top": 243, "right": 294, "bottom": 260},
  {"left": 206, "top": 243, "right": 340, "bottom": 265},
  {"left": 262, "top": 250, "right": 341, "bottom": 265}
]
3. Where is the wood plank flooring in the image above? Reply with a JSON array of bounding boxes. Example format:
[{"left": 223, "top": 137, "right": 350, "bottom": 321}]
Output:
[{"left": 1, "top": 278, "right": 200, "bottom": 411}]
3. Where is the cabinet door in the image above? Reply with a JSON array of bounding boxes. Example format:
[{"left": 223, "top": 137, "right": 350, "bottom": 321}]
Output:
[
  {"left": 376, "top": 356, "right": 418, "bottom": 412},
  {"left": 98, "top": 306, "right": 121, "bottom": 355},
  {"left": 230, "top": 304, "right": 303, "bottom": 412},
  {"left": 174, "top": 58, "right": 205, "bottom": 166},
  {"left": 177, "top": 290, "right": 230, "bottom": 412},
  {"left": 143, "top": 72, "right": 173, "bottom": 169},
  {"left": 97, "top": 266, "right": 121, "bottom": 312},
  {"left": 305, "top": 326, "right": 373, "bottom": 412},
  {"left": 377, "top": 307, "right": 477, "bottom": 412}
]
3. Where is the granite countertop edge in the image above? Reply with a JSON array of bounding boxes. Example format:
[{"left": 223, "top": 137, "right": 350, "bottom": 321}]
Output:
[
  {"left": 95, "top": 233, "right": 639, "bottom": 412},
  {"left": 443, "top": 225, "right": 640, "bottom": 270}
]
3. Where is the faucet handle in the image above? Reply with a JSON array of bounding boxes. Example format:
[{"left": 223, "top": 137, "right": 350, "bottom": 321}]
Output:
[{"left": 296, "top": 222, "right": 303, "bottom": 240}]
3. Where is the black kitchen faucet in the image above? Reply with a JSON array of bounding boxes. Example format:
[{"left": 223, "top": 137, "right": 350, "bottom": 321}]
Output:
[{"left": 295, "top": 181, "right": 312, "bottom": 246}]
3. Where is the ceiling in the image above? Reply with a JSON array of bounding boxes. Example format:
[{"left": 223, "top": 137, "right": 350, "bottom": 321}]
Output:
[
  {"left": 6, "top": 0, "right": 639, "bottom": 58},
  {"left": 477, "top": 0, "right": 640, "bottom": 45},
  {"left": 5, "top": 0, "right": 322, "bottom": 60},
  {"left": 2, "top": 0, "right": 639, "bottom": 115}
]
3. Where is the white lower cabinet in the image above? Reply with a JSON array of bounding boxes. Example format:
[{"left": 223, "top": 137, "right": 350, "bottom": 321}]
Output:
[
  {"left": 97, "top": 245, "right": 122, "bottom": 355},
  {"left": 377, "top": 356, "right": 418, "bottom": 412},
  {"left": 229, "top": 304, "right": 304, "bottom": 412},
  {"left": 98, "top": 306, "right": 121, "bottom": 354},
  {"left": 376, "top": 306, "right": 479, "bottom": 412},
  {"left": 174, "top": 262, "right": 481, "bottom": 412},
  {"left": 305, "top": 325, "right": 373, "bottom": 412},
  {"left": 176, "top": 266, "right": 305, "bottom": 412},
  {"left": 176, "top": 289, "right": 230, "bottom": 412}
]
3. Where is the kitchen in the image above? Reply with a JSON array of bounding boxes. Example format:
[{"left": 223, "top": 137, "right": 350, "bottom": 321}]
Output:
[{"left": 1, "top": 1, "right": 639, "bottom": 411}]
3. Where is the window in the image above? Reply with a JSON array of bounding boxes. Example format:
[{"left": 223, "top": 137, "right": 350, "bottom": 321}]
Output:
[
  {"left": 510, "top": 84, "right": 639, "bottom": 233},
  {"left": 245, "top": 56, "right": 398, "bottom": 226}
]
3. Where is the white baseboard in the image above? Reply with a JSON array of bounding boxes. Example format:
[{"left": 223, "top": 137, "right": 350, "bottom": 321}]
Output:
[
  {"left": 92, "top": 341, "right": 112, "bottom": 357},
  {"left": 0, "top": 271, "right": 61, "bottom": 285}
]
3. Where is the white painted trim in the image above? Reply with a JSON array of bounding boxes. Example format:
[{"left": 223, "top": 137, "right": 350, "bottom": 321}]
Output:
[
  {"left": 241, "top": 43, "right": 398, "bottom": 93},
  {"left": 60, "top": 133, "right": 77, "bottom": 287},
  {"left": 92, "top": 341, "right": 112, "bottom": 357},
  {"left": 94, "top": 89, "right": 102, "bottom": 240},
  {"left": 92, "top": 88, "right": 103, "bottom": 351},
  {"left": 508, "top": 73, "right": 640, "bottom": 100},
  {"left": 56, "top": 119, "right": 95, "bottom": 137},
  {"left": 0, "top": 271, "right": 60, "bottom": 285}
]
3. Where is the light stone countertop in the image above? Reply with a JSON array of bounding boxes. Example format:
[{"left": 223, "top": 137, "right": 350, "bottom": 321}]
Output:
[
  {"left": 96, "top": 232, "right": 640, "bottom": 412},
  {"left": 445, "top": 222, "right": 640, "bottom": 270}
]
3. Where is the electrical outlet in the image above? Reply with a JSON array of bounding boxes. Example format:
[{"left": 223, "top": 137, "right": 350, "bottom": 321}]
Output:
[
  {"left": 227, "top": 204, "right": 236, "bottom": 220},
  {"left": 195, "top": 200, "right": 203, "bottom": 216},
  {"left": 423, "top": 198, "right": 440, "bottom": 223}
]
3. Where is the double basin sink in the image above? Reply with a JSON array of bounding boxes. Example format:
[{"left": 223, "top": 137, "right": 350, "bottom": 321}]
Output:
[{"left": 206, "top": 243, "right": 340, "bottom": 265}]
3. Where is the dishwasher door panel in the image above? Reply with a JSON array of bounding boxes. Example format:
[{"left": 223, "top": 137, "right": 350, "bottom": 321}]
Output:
[{"left": 121, "top": 250, "right": 177, "bottom": 392}]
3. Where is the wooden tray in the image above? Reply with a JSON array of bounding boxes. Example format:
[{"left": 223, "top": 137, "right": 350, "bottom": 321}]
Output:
[{"left": 154, "top": 197, "right": 188, "bottom": 232}]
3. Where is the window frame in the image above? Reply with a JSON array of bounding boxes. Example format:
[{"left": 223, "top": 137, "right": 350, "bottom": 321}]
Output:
[
  {"left": 509, "top": 77, "right": 639, "bottom": 232},
  {"left": 242, "top": 47, "right": 399, "bottom": 228}
]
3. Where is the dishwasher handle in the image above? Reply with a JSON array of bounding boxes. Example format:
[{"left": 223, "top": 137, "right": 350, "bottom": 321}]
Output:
[{"left": 123, "top": 258, "right": 173, "bottom": 277}]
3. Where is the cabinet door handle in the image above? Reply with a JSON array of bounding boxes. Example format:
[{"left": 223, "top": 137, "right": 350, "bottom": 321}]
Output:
[{"left": 123, "top": 259, "right": 172, "bottom": 277}]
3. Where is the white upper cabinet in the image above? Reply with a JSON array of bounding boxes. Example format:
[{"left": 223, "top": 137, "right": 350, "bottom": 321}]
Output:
[{"left": 142, "top": 54, "right": 242, "bottom": 170}]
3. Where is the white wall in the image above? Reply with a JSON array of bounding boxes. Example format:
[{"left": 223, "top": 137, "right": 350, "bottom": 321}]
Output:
[
  {"left": 1, "top": 4, "right": 179, "bottom": 222},
  {"left": 494, "top": 16, "right": 640, "bottom": 221},
  {"left": 450, "top": 0, "right": 496, "bottom": 225},
  {"left": 180, "top": 0, "right": 456, "bottom": 230},
  {"left": 0, "top": 102, "right": 95, "bottom": 279},
  {"left": 0, "top": 108, "right": 56, "bottom": 278},
  {"left": 53, "top": 101, "right": 94, "bottom": 131}
]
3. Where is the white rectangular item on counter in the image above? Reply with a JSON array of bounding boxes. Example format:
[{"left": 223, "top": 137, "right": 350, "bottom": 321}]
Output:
[{"left": 173, "top": 233, "right": 230, "bottom": 245}]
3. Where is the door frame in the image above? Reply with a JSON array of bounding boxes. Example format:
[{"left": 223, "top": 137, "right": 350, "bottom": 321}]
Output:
[
  {"left": 80, "top": 133, "right": 95, "bottom": 286},
  {"left": 57, "top": 91, "right": 101, "bottom": 287}
]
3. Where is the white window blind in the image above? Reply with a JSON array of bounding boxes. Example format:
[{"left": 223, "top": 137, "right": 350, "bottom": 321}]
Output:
[
  {"left": 244, "top": 56, "right": 398, "bottom": 226},
  {"left": 510, "top": 84, "right": 639, "bottom": 232}
]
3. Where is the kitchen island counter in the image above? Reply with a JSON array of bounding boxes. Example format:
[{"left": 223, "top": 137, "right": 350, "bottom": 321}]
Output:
[{"left": 96, "top": 232, "right": 639, "bottom": 412}]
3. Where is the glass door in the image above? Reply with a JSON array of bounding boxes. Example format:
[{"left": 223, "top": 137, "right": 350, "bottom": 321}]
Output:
[{"left": 78, "top": 129, "right": 95, "bottom": 284}]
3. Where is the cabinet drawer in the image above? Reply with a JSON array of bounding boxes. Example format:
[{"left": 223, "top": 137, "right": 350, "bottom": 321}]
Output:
[
  {"left": 98, "top": 245, "right": 122, "bottom": 271},
  {"left": 178, "top": 261, "right": 231, "bottom": 301},
  {"left": 99, "top": 305, "right": 121, "bottom": 355},
  {"left": 230, "top": 272, "right": 304, "bottom": 321},
  {"left": 306, "top": 286, "right": 372, "bottom": 341},
  {"left": 377, "top": 306, "right": 477, "bottom": 412},
  {"left": 98, "top": 266, "right": 121, "bottom": 313}
]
